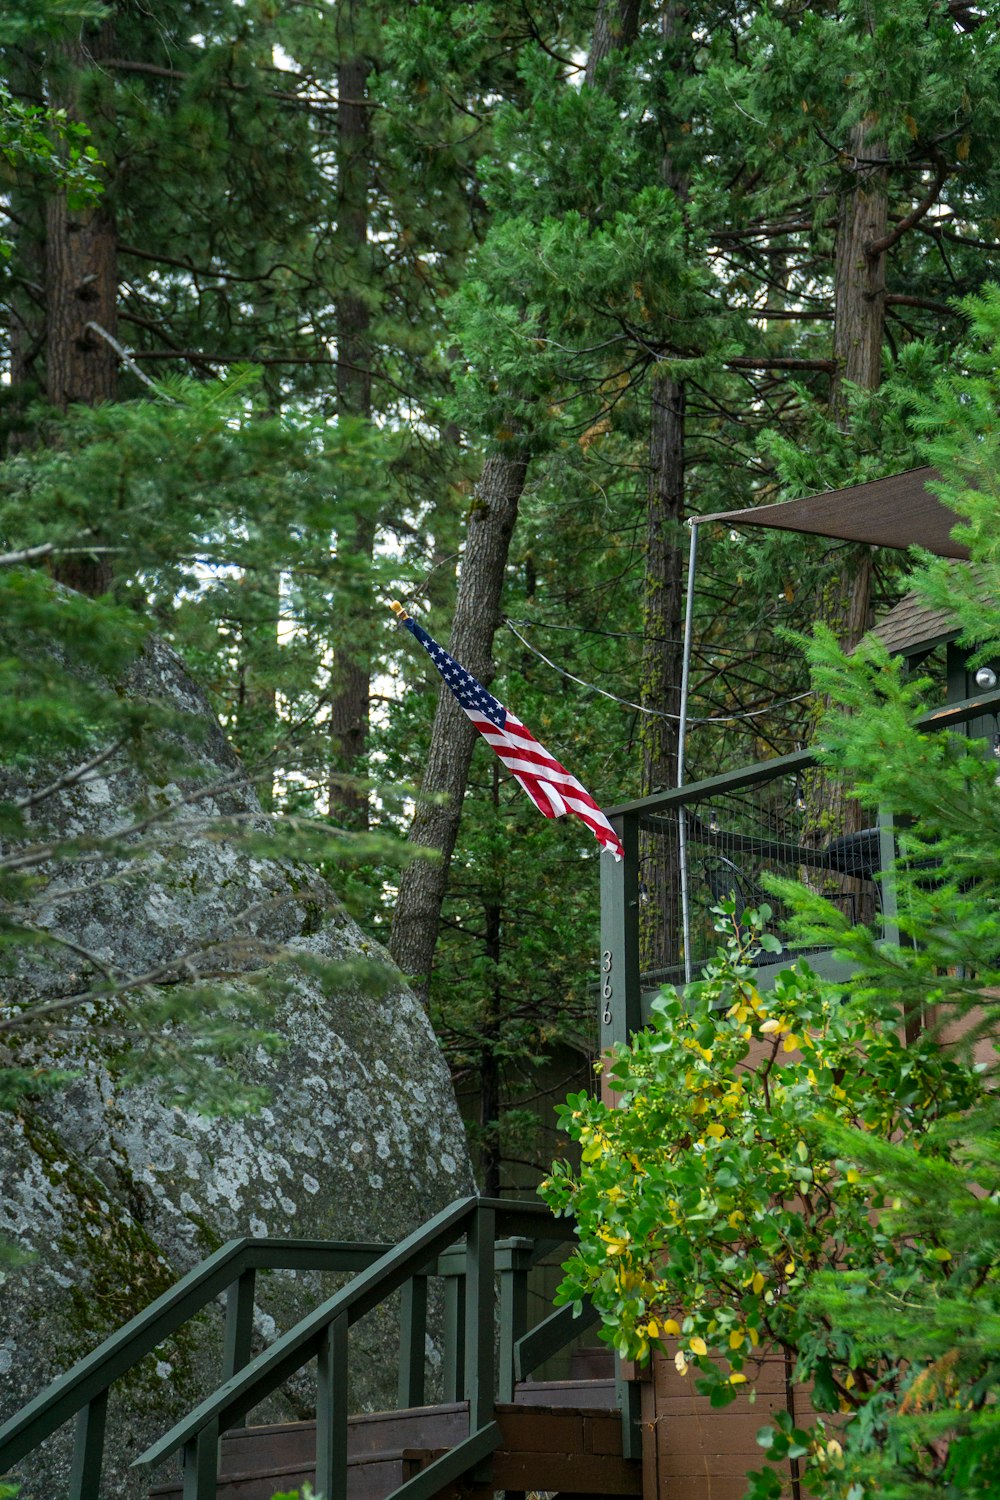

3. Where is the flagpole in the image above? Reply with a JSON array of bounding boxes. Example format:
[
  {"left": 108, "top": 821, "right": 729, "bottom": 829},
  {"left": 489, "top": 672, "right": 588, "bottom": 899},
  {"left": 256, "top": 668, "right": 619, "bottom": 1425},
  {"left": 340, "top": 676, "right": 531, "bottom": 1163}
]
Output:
[{"left": 676, "top": 520, "right": 700, "bottom": 984}]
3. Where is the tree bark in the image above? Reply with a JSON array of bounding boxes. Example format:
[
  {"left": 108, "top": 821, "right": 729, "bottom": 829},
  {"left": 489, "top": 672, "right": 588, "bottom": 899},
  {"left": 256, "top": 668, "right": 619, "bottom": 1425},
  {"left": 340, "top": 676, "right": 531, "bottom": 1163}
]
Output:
[
  {"left": 639, "top": 372, "right": 685, "bottom": 975},
  {"left": 44, "top": 24, "right": 117, "bottom": 595},
  {"left": 45, "top": 195, "right": 117, "bottom": 415},
  {"left": 640, "top": 0, "right": 688, "bottom": 978},
  {"left": 585, "top": 0, "right": 641, "bottom": 86},
  {"left": 389, "top": 450, "right": 527, "bottom": 998},
  {"left": 831, "top": 123, "right": 888, "bottom": 431},
  {"left": 805, "top": 121, "right": 888, "bottom": 913},
  {"left": 328, "top": 12, "right": 375, "bottom": 825},
  {"left": 824, "top": 121, "right": 888, "bottom": 650}
]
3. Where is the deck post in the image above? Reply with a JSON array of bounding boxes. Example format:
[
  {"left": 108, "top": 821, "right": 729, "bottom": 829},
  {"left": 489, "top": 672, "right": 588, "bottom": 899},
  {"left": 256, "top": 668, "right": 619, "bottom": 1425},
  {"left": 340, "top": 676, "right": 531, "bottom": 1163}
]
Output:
[
  {"left": 496, "top": 1238, "right": 533, "bottom": 1402},
  {"left": 316, "top": 1312, "right": 349, "bottom": 1500},
  {"left": 464, "top": 1205, "right": 496, "bottom": 1433},
  {"left": 68, "top": 1389, "right": 107, "bottom": 1500},
  {"left": 398, "top": 1273, "right": 429, "bottom": 1408},
  {"left": 221, "top": 1266, "right": 256, "bottom": 1427},
  {"left": 438, "top": 1244, "right": 466, "bottom": 1402},
  {"left": 181, "top": 1418, "right": 219, "bottom": 1500},
  {"left": 599, "top": 813, "right": 642, "bottom": 1060},
  {"left": 615, "top": 1364, "right": 643, "bottom": 1463}
]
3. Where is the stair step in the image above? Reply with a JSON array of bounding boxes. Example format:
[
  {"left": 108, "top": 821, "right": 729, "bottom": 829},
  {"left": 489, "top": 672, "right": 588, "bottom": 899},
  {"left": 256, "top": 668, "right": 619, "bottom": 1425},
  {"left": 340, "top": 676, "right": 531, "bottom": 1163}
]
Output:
[
  {"left": 513, "top": 1376, "right": 617, "bottom": 1409},
  {"left": 215, "top": 1402, "right": 469, "bottom": 1475},
  {"left": 569, "top": 1346, "right": 615, "bottom": 1381},
  {"left": 494, "top": 1402, "right": 640, "bottom": 1497}
]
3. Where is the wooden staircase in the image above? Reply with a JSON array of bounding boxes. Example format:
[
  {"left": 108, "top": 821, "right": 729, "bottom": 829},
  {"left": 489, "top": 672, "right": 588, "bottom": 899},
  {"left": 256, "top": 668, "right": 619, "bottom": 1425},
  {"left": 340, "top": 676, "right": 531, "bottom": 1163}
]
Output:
[
  {"left": 147, "top": 1371, "right": 641, "bottom": 1500},
  {"left": 0, "top": 1197, "right": 645, "bottom": 1500}
]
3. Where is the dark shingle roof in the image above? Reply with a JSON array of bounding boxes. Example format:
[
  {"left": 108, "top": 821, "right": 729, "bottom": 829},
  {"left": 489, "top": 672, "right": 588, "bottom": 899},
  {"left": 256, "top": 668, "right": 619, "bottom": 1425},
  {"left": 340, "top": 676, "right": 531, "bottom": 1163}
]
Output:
[{"left": 869, "top": 592, "right": 960, "bottom": 656}]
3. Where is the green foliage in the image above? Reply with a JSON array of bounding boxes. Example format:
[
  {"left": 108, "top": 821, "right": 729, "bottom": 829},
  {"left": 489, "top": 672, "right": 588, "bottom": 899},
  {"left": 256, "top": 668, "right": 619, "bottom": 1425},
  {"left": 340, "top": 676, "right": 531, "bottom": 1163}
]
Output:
[
  {"left": 544, "top": 287, "right": 1000, "bottom": 1497},
  {"left": 0, "top": 370, "right": 399, "bottom": 1117},
  {"left": 541, "top": 912, "right": 985, "bottom": 1493},
  {"left": 0, "top": 83, "right": 102, "bottom": 251}
]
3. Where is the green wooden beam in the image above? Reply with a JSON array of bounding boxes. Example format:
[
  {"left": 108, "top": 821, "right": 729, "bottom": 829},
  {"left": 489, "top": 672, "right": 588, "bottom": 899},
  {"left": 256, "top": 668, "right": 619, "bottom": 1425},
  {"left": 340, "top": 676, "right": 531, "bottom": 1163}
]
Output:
[
  {"left": 316, "top": 1313, "right": 349, "bottom": 1500},
  {"left": 497, "top": 1239, "right": 532, "bottom": 1403},
  {"left": 398, "top": 1275, "right": 428, "bottom": 1409},
  {"left": 464, "top": 1206, "right": 496, "bottom": 1433},
  {"left": 68, "top": 1391, "right": 107, "bottom": 1500},
  {"left": 600, "top": 814, "right": 642, "bottom": 1053},
  {"left": 606, "top": 685, "right": 1000, "bottom": 822},
  {"left": 514, "top": 1300, "right": 600, "bottom": 1382}
]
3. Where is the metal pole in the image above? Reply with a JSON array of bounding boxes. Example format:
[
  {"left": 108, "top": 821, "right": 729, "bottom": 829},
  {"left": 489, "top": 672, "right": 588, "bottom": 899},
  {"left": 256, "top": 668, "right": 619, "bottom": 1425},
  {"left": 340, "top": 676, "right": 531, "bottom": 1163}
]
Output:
[{"left": 677, "top": 521, "right": 700, "bottom": 983}]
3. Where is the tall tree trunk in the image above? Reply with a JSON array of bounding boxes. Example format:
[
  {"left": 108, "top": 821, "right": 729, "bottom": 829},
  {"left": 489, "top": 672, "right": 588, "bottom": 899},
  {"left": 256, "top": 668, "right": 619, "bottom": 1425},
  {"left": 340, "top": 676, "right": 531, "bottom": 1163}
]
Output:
[
  {"left": 831, "top": 122, "right": 888, "bottom": 433},
  {"left": 479, "top": 760, "right": 503, "bottom": 1198},
  {"left": 45, "top": 195, "right": 117, "bottom": 415},
  {"left": 328, "top": 9, "right": 374, "bottom": 825},
  {"left": 389, "top": 450, "right": 527, "bottom": 998},
  {"left": 585, "top": 0, "right": 641, "bottom": 85},
  {"left": 639, "top": 372, "right": 685, "bottom": 975},
  {"left": 640, "top": 0, "right": 688, "bottom": 978},
  {"left": 806, "top": 121, "right": 888, "bottom": 915},
  {"left": 45, "top": 25, "right": 117, "bottom": 595},
  {"left": 828, "top": 120, "right": 887, "bottom": 651}
]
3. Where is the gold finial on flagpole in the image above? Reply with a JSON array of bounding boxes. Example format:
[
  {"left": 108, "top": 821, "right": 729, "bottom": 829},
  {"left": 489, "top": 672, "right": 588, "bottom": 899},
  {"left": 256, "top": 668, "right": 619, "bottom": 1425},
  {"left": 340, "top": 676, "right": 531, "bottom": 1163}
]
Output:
[{"left": 389, "top": 599, "right": 410, "bottom": 620}]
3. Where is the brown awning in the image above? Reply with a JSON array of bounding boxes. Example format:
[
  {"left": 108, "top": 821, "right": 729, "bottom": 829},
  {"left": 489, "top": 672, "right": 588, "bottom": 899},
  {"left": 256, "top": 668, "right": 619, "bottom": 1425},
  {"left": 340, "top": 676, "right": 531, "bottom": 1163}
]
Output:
[{"left": 698, "top": 465, "right": 969, "bottom": 559}]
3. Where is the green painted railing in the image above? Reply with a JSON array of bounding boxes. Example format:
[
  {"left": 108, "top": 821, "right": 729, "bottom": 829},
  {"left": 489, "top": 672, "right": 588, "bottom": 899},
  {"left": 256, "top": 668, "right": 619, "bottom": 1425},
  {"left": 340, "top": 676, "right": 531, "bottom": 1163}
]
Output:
[
  {"left": 0, "top": 1236, "right": 391, "bottom": 1499},
  {"left": 1, "top": 1198, "right": 607, "bottom": 1500},
  {"left": 131, "top": 1196, "right": 585, "bottom": 1500},
  {"left": 599, "top": 684, "right": 1000, "bottom": 1041}
]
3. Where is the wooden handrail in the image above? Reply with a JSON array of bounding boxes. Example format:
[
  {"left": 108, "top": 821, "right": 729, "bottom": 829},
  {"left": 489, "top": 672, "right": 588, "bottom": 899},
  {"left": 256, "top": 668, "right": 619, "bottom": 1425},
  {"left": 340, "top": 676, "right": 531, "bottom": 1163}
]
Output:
[
  {"left": 605, "top": 684, "right": 1000, "bottom": 820},
  {"left": 133, "top": 1197, "right": 563, "bottom": 1499},
  {"left": 0, "top": 1237, "right": 389, "bottom": 1479}
]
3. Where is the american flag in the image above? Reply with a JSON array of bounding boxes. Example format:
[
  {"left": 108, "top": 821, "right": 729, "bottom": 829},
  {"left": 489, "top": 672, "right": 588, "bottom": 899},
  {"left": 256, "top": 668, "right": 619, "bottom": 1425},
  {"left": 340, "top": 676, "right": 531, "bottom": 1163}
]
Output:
[{"left": 394, "top": 606, "right": 624, "bottom": 860}]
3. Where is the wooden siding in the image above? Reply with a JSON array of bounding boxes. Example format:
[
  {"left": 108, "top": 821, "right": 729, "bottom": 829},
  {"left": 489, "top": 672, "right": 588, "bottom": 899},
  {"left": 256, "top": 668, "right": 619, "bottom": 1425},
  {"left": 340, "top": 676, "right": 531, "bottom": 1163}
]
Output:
[{"left": 636, "top": 1350, "right": 830, "bottom": 1500}]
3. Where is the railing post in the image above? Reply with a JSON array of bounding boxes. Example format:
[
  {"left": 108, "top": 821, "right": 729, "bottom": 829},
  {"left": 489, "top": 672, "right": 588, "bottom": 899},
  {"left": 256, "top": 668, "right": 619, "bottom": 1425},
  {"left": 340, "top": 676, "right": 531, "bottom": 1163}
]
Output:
[
  {"left": 600, "top": 812, "right": 642, "bottom": 1062},
  {"left": 615, "top": 1361, "right": 643, "bottom": 1462},
  {"left": 496, "top": 1238, "right": 532, "bottom": 1402},
  {"left": 316, "top": 1312, "right": 349, "bottom": 1500},
  {"left": 68, "top": 1389, "right": 107, "bottom": 1500},
  {"left": 464, "top": 1205, "right": 495, "bottom": 1433},
  {"left": 438, "top": 1244, "right": 466, "bottom": 1403},
  {"left": 181, "top": 1418, "right": 219, "bottom": 1500},
  {"left": 398, "top": 1272, "right": 428, "bottom": 1409},
  {"left": 222, "top": 1266, "right": 256, "bottom": 1428},
  {"left": 878, "top": 807, "right": 899, "bottom": 947}
]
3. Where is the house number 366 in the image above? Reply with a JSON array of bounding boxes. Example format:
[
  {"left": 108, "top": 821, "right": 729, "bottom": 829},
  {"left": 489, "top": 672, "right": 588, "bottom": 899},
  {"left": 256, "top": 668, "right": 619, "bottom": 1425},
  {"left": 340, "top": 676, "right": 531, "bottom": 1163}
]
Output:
[{"left": 602, "top": 950, "right": 613, "bottom": 1025}]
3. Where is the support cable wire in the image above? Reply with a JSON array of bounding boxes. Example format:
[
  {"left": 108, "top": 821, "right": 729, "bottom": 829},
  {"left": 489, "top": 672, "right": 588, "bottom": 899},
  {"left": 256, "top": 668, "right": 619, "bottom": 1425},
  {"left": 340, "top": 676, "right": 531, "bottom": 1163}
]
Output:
[{"left": 503, "top": 619, "right": 812, "bottom": 725}]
